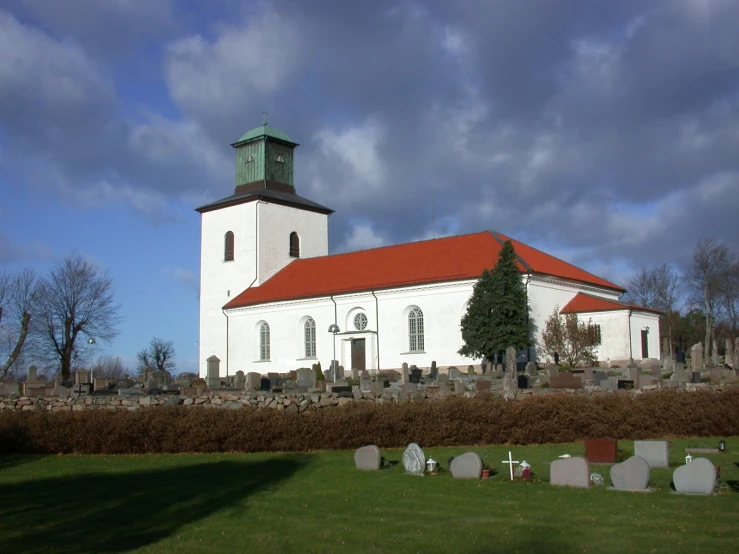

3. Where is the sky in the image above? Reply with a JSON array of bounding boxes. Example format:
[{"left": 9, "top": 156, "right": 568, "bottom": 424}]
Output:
[{"left": 1, "top": 0, "right": 738, "bottom": 375}]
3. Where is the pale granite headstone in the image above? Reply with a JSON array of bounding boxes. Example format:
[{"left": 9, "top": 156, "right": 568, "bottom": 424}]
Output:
[
  {"left": 246, "top": 372, "right": 261, "bottom": 391},
  {"left": 673, "top": 457, "right": 716, "bottom": 495},
  {"left": 525, "top": 361, "right": 537, "bottom": 377},
  {"left": 609, "top": 456, "right": 652, "bottom": 492},
  {"left": 402, "top": 443, "right": 426, "bottom": 476},
  {"left": 449, "top": 452, "right": 483, "bottom": 479},
  {"left": 206, "top": 355, "right": 220, "bottom": 388},
  {"left": 505, "top": 346, "right": 517, "bottom": 376},
  {"left": 354, "top": 445, "right": 382, "bottom": 471},
  {"left": 550, "top": 457, "right": 590, "bottom": 488},
  {"left": 634, "top": 440, "right": 669, "bottom": 468},
  {"left": 691, "top": 343, "right": 704, "bottom": 371}
]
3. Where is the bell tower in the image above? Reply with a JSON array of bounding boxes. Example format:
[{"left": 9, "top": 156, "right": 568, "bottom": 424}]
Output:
[
  {"left": 231, "top": 121, "right": 298, "bottom": 195},
  {"left": 196, "top": 121, "right": 333, "bottom": 377}
]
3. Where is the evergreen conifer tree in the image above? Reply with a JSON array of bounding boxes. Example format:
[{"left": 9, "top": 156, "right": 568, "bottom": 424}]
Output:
[{"left": 458, "top": 240, "right": 530, "bottom": 361}]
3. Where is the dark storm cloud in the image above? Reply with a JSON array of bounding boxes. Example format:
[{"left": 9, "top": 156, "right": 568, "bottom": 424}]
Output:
[{"left": 1, "top": 0, "right": 737, "bottom": 276}]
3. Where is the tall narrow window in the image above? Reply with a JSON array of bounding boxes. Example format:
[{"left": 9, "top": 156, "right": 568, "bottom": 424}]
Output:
[
  {"left": 259, "top": 323, "right": 270, "bottom": 361},
  {"left": 224, "top": 231, "right": 234, "bottom": 261},
  {"left": 304, "top": 318, "right": 316, "bottom": 358},
  {"left": 408, "top": 307, "right": 424, "bottom": 352},
  {"left": 289, "top": 232, "right": 300, "bottom": 258}
]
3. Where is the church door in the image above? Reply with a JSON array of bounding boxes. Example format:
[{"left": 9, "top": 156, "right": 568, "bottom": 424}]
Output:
[
  {"left": 641, "top": 330, "right": 649, "bottom": 359},
  {"left": 351, "top": 339, "right": 366, "bottom": 372}
]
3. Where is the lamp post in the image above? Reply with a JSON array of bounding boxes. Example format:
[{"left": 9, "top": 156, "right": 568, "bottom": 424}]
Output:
[
  {"left": 328, "top": 323, "right": 340, "bottom": 381},
  {"left": 87, "top": 337, "right": 96, "bottom": 386}
]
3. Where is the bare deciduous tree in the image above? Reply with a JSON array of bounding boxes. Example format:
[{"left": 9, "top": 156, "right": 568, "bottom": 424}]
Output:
[
  {"left": 93, "top": 355, "right": 129, "bottom": 381},
  {"left": 35, "top": 255, "right": 121, "bottom": 379},
  {"left": 0, "top": 269, "right": 38, "bottom": 380},
  {"left": 137, "top": 337, "right": 176, "bottom": 373},
  {"left": 623, "top": 263, "right": 681, "bottom": 353},
  {"left": 684, "top": 239, "right": 734, "bottom": 365}
]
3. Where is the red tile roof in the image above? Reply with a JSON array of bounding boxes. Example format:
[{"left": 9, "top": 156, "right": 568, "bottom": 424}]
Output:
[
  {"left": 560, "top": 292, "right": 662, "bottom": 315},
  {"left": 224, "top": 231, "right": 625, "bottom": 309}
]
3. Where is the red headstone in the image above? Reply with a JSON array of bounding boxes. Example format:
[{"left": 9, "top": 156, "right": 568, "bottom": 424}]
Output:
[{"left": 584, "top": 437, "right": 618, "bottom": 463}]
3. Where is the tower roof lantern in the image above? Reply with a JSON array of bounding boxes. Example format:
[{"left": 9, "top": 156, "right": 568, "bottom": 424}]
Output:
[{"left": 232, "top": 124, "right": 297, "bottom": 147}]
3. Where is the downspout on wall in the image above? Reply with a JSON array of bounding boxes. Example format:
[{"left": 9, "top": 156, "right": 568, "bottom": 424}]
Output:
[
  {"left": 371, "top": 290, "right": 380, "bottom": 371},
  {"left": 628, "top": 308, "right": 633, "bottom": 362}
]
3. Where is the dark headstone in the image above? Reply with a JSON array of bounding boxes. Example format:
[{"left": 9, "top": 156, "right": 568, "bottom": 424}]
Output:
[
  {"left": 409, "top": 368, "right": 422, "bottom": 384},
  {"left": 584, "top": 438, "right": 618, "bottom": 464},
  {"left": 549, "top": 372, "right": 583, "bottom": 389},
  {"left": 475, "top": 379, "right": 491, "bottom": 392},
  {"left": 617, "top": 379, "right": 634, "bottom": 390},
  {"left": 517, "top": 375, "right": 529, "bottom": 389},
  {"left": 691, "top": 372, "right": 702, "bottom": 384},
  {"left": 260, "top": 378, "right": 272, "bottom": 391}
]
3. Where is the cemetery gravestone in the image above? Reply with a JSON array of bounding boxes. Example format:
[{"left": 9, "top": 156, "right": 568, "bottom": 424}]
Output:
[
  {"left": 672, "top": 458, "right": 716, "bottom": 495},
  {"left": 430, "top": 360, "right": 438, "bottom": 380},
  {"left": 246, "top": 372, "right": 261, "bottom": 391},
  {"left": 401, "top": 362, "right": 409, "bottom": 383},
  {"left": 525, "top": 361, "right": 537, "bottom": 377},
  {"left": 609, "top": 456, "right": 652, "bottom": 492},
  {"left": 517, "top": 375, "right": 529, "bottom": 389},
  {"left": 448, "top": 367, "right": 461, "bottom": 380},
  {"left": 593, "top": 371, "right": 608, "bottom": 387},
  {"left": 584, "top": 438, "right": 618, "bottom": 464},
  {"left": 505, "top": 347, "right": 517, "bottom": 376},
  {"left": 354, "top": 445, "right": 382, "bottom": 471},
  {"left": 475, "top": 379, "right": 491, "bottom": 392},
  {"left": 549, "top": 372, "right": 583, "bottom": 389},
  {"left": 550, "top": 457, "right": 590, "bottom": 488},
  {"left": 449, "top": 452, "right": 483, "bottom": 479},
  {"left": 690, "top": 343, "right": 704, "bottom": 371},
  {"left": 206, "top": 355, "right": 220, "bottom": 389},
  {"left": 233, "top": 370, "right": 245, "bottom": 390},
  {"left": 546, "top": 364, "right": 558, "bottom": 377},
  {"left": 633, "top": 440, "right": 669, "bottom": 468},
  {"left": 402, "top": 443, "right": 426, "bottom": 476}
]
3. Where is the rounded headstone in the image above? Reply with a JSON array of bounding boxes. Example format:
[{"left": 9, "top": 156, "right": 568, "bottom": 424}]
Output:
[
  {"left": 609, "top": 455, "right": 650, "bottom": 491},
  {"left": 550, "top": 456, "right": 590, "bottom": 488},
  {"left": 673, "top": 458, "right": 716, "bottom": 495},
  {"left": 402, "top": 443, "right": 426, "bottom": 476},
  {"left": 450, "top": 452, "right": 483, "bottom": 479},
  {"left": 354, "top": 445, "right": 382, "bottom": 471}
]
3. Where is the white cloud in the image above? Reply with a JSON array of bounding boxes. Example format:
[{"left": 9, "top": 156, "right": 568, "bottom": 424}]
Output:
[
  {"left": 165, "top": 12, "right": 302, "bottom": 120},
  {"left": 337, "top": 224, "right": 387, "bottom": 253},
  {"left": 309, "top": 118, "right": 387, "bottom": 207}
]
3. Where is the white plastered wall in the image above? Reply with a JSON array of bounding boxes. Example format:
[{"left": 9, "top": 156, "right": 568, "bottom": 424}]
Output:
[{"left": 198, "top": 200, "right": 328, "bottom": 376}]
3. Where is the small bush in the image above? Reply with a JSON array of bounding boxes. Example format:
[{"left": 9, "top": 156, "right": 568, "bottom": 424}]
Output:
[{"left": 1, "top": 390, "right": 738, "bottom": 455}]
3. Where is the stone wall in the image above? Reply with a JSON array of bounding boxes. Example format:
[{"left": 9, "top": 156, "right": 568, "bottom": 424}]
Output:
[{"left": 0, "top": 383, "right": 733, "bottom": 413}]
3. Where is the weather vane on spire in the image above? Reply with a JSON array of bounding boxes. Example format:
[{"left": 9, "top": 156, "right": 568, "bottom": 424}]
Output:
[{"left": 262, "top": 111, "right": 268, "bottom": 126}]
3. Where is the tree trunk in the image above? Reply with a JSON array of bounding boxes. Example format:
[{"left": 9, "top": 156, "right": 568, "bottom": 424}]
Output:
[
  {"left": 0, "top": 312, "right": 31, "bottom": 380},
  {"left": 704, "top": 285, "right": 711, "bottom": 366}
]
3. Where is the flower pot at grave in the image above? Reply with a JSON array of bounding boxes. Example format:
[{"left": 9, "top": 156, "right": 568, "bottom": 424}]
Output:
[{"left": 481, "top": 469, "right": 491, "bottom": 479}]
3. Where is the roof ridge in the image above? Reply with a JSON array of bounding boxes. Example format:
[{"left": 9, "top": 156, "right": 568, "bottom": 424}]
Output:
[{"left": 488, "top": 230, "right": 533, "bottom": 272}]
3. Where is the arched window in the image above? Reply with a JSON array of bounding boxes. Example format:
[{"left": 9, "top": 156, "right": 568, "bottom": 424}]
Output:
[
  {"left": 304, "top": 318, "right": 316, "bottom": 358},
  {"left": 259, "top": 322, "right": 270, "bottom": 361},
  {"left": 408, "top": 307, "right": 424, "bottom": 352},
  {"left": 224, "top": 231, "right": 234, "bottom": 262},
  {"left": 289, "top": 232, "right": 300, "bottom": 258}
]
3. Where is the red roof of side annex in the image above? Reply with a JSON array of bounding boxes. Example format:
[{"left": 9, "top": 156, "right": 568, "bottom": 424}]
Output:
[{"left": 223, "top": 231, "right": 625, "bottom": 310}]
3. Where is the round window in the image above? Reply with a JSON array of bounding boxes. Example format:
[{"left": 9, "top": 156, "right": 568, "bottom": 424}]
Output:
[{"left": 354, "top": 313, "right": 368, "bottom": 331}]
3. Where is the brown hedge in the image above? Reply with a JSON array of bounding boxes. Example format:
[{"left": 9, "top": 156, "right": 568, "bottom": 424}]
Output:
[{"left": 1, "top": 390, "right": 738, "bottom": 454}]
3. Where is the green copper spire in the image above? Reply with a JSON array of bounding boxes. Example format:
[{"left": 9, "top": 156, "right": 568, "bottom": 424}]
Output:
[{"left": 231, "top": 121, "right": 299, "bottom": 193}]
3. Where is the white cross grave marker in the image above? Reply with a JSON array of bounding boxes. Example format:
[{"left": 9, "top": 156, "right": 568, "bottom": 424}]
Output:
[{"left": 502, "top": 451, "right": 519, "bottom": 481}]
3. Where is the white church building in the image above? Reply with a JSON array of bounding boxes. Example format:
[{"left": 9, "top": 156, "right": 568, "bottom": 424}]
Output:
[{"left": 197, "top": 124, "right": 660, "bottom": 377}]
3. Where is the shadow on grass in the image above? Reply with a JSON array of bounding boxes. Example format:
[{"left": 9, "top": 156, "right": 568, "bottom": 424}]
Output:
[
  {"left": 0, "top": 455, "right": 39, "bottom": 472},
  {"left": 0, "top": 455, "right": 309, "bottom": 554}
]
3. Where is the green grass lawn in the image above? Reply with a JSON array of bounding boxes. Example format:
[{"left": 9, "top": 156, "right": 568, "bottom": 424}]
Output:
[{"left": 1, "top": 438, "right": 738, "bottom": 553}]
